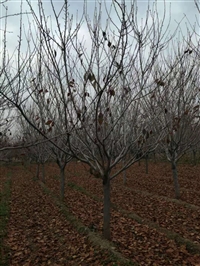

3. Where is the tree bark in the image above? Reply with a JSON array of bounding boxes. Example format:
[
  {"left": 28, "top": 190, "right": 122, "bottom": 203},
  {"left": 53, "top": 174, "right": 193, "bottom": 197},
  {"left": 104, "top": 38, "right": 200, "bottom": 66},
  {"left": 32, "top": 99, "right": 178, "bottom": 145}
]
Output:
[
  {"left": 36, "top": 162, "right": 40, "bottom": 179},
  {"left": 171, "top": 160, "right": 180, "bottom": 199},
  {"left": 103, "top": 176, "right": 111, "bottom": 240},
  {"left": 123, "top": 170, "right": 126, "bottom": 185},
  {"left": 42, "top": 163, "right": 45, "bottom": 183},
  {"left": 123, "top": 159, "right": 126, "bottom": 185},
  {"left": 60, "top": 167, "right": 65, "bottom": 201},
  {"left": 153, "top": 151, "right": 156, "bottom": 163},
  {"left": 192, "top": 150, "right": 197, "bottom": 165},
  {"left": 145, "top": 153, "right": 149, "bottom": 174}
]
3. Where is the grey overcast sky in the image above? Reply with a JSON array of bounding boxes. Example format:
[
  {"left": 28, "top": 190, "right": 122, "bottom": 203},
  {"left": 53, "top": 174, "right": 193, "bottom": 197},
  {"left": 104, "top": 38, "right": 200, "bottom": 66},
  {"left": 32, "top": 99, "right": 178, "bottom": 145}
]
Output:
[{"left": 0, "top": 0, "right": 199, "bottom": 59}]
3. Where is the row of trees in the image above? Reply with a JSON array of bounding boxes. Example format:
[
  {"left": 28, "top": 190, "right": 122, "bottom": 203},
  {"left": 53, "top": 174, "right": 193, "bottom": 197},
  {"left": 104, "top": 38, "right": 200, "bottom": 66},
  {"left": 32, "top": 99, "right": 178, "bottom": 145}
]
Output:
[{"left": 1, "top": 0, "right": 200, "bottom": 239}]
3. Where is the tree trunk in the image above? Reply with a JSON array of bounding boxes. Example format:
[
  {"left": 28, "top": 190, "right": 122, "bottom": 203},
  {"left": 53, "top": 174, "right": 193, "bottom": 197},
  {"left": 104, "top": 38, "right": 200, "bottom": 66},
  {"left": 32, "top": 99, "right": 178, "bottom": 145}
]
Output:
[
  {"left": 145, "top": 153, "right": 149, "bottom": 174},
  {"left": 123, "top": 159, "right": 126, "bottom": 184},
  {"left": 36, "top": 162, "right": 40, "bottom": 179},
  {"left": 192, "top": 150, "right": 196, "bottom": 165},
  {"left": 123, "top": 170, "right": 126, "bottom": 185},
  {"left": 60, "top": 167, "right": 65, "bottom": 201},
  {"left": 153, "top": 151, "right": 156, "bottom": 163},
  {"left": 171, "top": 160, "right": 180, "bottom": 199},
  {"left": 42, "top": 163, "right": 45, "bottom": 183},
  {"left": 103, "top": 176, "right": 111, "bottom": 240}
]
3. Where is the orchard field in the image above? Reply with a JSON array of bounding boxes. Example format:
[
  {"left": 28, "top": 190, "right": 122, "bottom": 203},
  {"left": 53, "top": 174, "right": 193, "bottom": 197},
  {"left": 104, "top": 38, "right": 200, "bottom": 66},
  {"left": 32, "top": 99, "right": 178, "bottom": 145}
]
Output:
[
  {"left": 1, "top": 161, "right": 200, "bottom": 266},
  {"left": 1, "top": 0, "right": 200, "bottom": 265}
]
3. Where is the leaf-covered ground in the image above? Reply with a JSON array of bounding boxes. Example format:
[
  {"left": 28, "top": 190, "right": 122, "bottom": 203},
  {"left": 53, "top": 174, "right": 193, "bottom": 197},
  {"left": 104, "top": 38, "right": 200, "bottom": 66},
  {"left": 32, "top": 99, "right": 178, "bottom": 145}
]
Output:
[
  {"left": 1, "top": 161, "right": 200, "bottom": 265},
  {"left": 43, "top": 161, "right": 200, "bottom": 265},
  {"left": 1, "top": 165, "right": 128, "bottom": 266},
  {"left": 0, "top": 165, "right": 11, "bottom": 265}
]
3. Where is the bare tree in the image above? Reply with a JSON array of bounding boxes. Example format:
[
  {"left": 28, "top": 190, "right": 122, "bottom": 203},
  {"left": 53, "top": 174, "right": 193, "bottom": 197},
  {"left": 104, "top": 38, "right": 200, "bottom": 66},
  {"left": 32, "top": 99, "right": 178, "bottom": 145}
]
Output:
[
  {"left": 1, "top": 0, "right": 179, "bottom": 239},
  {"left": 50, "top": 137, "right": 72, "bottom": 201},
  {"left": 146, "top": 45, "right": 200, "bottom": 198},
  {"left": 0, "top": 100, "right": 12, "bottom": 158},
  {"left": 17, "top": 111, "right": 52, "bottom": 182}
]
